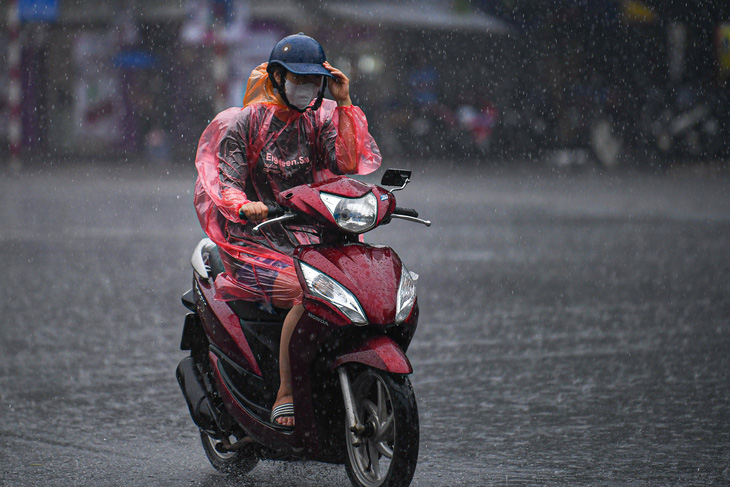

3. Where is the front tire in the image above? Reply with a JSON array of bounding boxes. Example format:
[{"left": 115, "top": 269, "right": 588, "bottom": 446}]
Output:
[
  {"left": 199, "top": 429, "right": 259, "bottom": 475},
  {"left": 344, "top": 368, "right": 419, "bottom": 487}
]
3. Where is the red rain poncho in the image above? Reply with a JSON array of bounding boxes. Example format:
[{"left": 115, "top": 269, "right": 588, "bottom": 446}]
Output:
[{"left": 194, "top": 63, "right": 381, "bottom": 305}]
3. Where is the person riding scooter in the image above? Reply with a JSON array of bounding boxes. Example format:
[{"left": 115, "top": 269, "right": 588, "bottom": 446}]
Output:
[{"left": 192, "top": 33, "right": 381, "bottom": 428}]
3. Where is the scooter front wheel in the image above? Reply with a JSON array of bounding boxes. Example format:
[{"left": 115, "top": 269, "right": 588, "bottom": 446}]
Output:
[
  {"left": 344, "top": 368, "right": 419, "bottom": 487},
  {"left": 199, "top": 429, "right": 259, "bottom": 475}
]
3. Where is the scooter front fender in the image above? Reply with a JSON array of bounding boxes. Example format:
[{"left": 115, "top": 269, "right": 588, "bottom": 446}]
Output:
[{"left": 333, "top": 335, "right": 412, "bottom": 374}]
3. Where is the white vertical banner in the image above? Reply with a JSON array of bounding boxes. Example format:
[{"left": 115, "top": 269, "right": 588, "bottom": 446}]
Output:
[
  {"left": 181, "top": 0, "right": 252, "bottom": 110},
  {"left": 71, "top": 32, "right": 124, "bottom": 143}
]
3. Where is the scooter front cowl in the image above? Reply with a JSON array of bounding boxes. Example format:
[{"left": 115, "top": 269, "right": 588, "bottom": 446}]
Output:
[
  {"left": 295, "top": 243, "right": 403, "bottom": 325},
  {"left": 333, "top": 335, "right": 412, "bottom": 374}
]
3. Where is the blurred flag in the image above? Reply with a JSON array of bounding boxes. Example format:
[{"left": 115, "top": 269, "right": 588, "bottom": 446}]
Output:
[
  {"left": 621, "top": 0, "right": 657, "bottom": 23},
  {"left": 717, "top": 23, "right": 730, "bottom": 80}
]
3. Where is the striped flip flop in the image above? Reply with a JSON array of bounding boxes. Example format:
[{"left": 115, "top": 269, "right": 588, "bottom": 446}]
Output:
[{"left": 270, "top": 403, "right": 295, "bottom": 429}]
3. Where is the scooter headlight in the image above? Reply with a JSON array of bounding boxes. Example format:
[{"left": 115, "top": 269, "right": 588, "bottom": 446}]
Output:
[
  {"left": 395, "top": 265, "right": 417, "bottom": 324},
  {"left": 320, "top": 192, "right": 378, "bottom": 233},
  {"left": 299, "top": 262, "right": 368, "bottom": 325}
]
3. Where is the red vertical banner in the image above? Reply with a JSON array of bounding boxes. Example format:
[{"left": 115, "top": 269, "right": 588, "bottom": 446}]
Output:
[{"left": 8, "top": 0, "right": 22, "bottom": 167}]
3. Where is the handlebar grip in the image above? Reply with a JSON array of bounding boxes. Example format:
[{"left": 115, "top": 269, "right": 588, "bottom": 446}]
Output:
[
  {"left": 239, "top": 204, "right": 286, "bottom": 221},
  {"left": 267, "top": 204, "right": 286, "bottom": 218},
  {"left": 393, "top": 207, "right": 419, "bottom": 218}
]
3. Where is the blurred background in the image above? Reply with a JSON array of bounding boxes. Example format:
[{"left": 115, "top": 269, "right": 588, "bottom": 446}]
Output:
[
  {"left": 2, "top": 3, "right": 730, "bottom": 484},
  {"left": 2, "top": 0, "right": 730, "bottom": 168}
]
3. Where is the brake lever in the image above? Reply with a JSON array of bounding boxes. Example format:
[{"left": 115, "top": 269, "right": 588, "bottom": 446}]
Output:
[
  {"left": 252, "top": 213, "right": 297, "bottom": 235},
  {"left": 390, "top": 214, "right": 432, "bottom": 227}
]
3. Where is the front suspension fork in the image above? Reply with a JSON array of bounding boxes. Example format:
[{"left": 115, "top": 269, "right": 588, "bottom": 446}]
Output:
[{"left": 338, "top": 367, "right": 372, "bottom": 442}]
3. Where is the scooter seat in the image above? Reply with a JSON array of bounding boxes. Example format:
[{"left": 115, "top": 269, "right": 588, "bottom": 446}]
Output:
[{"left": 206, "top": 243, "right": 288, "bottom": 322}]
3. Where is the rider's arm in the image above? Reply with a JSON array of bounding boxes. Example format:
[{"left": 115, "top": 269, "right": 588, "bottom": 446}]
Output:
[
  {"left": 320, "top": 62, "right": 381, "bottom": 175},
  {"left": 320, "top": 105, "right": 382, "bottom": 176},
  {"left": 333, "top": 106, "right": 359, "bottom": 174},
  {"left": 218, "top": 128, "right": 252, "bottom": 222}
]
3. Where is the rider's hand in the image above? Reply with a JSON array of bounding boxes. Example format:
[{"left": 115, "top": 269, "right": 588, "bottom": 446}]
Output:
[
  {"left": 323, "top": 62, "right": 352, "bottom": 107},
  {"left": 239, "top": 202, "right": 268, "bottom": 223}
]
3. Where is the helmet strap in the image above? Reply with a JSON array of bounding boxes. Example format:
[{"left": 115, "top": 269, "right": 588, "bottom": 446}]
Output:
[{"left": 310, "top": 79, "right": 327, "bottom": 111}]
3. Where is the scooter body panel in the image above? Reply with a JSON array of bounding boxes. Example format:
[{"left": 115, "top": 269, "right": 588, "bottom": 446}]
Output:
[
  {"left": 206, "top": 307, "right": 349, "bottom": 461},
  {"left": 194, "top": 277, "right": 347, "bottom": 461},
  {"left": 282, "top": 177, "right": 395, "bottom": 229},
  {"left": 295, "top": 243, "right": 403, "bottom": 325},
  {"left": 333, "top": 335, "right": 413, "bottom": 374},
  {"left": 194, "top": 277, "right": 261, "bottom": 376}
]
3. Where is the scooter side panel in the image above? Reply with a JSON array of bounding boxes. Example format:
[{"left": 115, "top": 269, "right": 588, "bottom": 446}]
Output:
[
  {"left": 195, "top": 277, "right": 261, "bottom": 376},
  {"left": 208, "top": 352, "right": 302, "bottom": 454},
  {"left": 287, "top": 311, "right": 337, "bottom": 460}
]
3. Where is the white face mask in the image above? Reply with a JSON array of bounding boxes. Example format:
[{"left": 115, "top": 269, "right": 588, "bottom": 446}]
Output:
[{"left": 285, "top": 79, "right": 320, "bottom": 110}]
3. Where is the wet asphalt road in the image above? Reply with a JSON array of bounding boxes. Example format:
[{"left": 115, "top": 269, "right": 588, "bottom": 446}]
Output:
[{"left": 1, "top": 159, "right": 729, "bottom": 486}]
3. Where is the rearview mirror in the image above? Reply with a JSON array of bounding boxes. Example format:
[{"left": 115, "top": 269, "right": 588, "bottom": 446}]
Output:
[{"left": 380, "top": 169, "right": 412, "bottom": 187}]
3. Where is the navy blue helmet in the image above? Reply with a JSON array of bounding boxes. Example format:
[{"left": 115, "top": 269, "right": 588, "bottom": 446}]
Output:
[
  {"left": 267, "top": 33, "right": 333, "bottom": 78},
  {"left": 267, "top": 33, "right": 332, "bottom": 112}
]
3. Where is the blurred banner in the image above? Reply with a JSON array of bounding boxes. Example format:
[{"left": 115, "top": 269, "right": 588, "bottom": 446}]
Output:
[
  {"left": 19, "top": 0, "right": 59, "bottom": 22},
  {"left": 72, "top": 32, "right": 124, "bottom": 144},
  {"left": 718, "top": 22, "right": 730, "bottom": 80},
  {"left": 229, "top": 29, "right": 282, "bottom": 106},
  {"left": 0, "top": 33, "right": 8, "bottom": 141},
  {"left": 180, "top": 0, "right": 252, "bottom": 111}
]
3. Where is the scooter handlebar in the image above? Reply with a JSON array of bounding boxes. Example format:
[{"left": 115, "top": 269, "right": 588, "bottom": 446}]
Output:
[
  {"left": 253, "top": 203, "right": 430, "bottom": 234},
  {"left": 238, "top": 203, "right": 286, "bottom": 221},
  {"left": 389, "top": 207, "right": 431, "bottom": 227},
  {"left": 251, "top": 205, "right": 295, "bottom": 235},
  {"left": 393, "top": 207, "right": 419, "bottom": 218},
  {"left": 266, "top": 204, "right": 286, "bottom": 219}
]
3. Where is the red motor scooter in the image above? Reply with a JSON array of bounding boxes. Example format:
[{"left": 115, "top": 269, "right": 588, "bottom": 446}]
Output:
[{"left": 177, "top": 169, "right": 430, "bottom": 487}]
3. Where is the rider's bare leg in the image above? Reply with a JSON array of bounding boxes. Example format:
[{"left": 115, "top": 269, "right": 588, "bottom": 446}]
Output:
[
  {"left": 270, "top": 269, "right": 304, "bottom": 427},
  {"left": 272, "top": 303, "right": 304, "bottom": 426}
]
